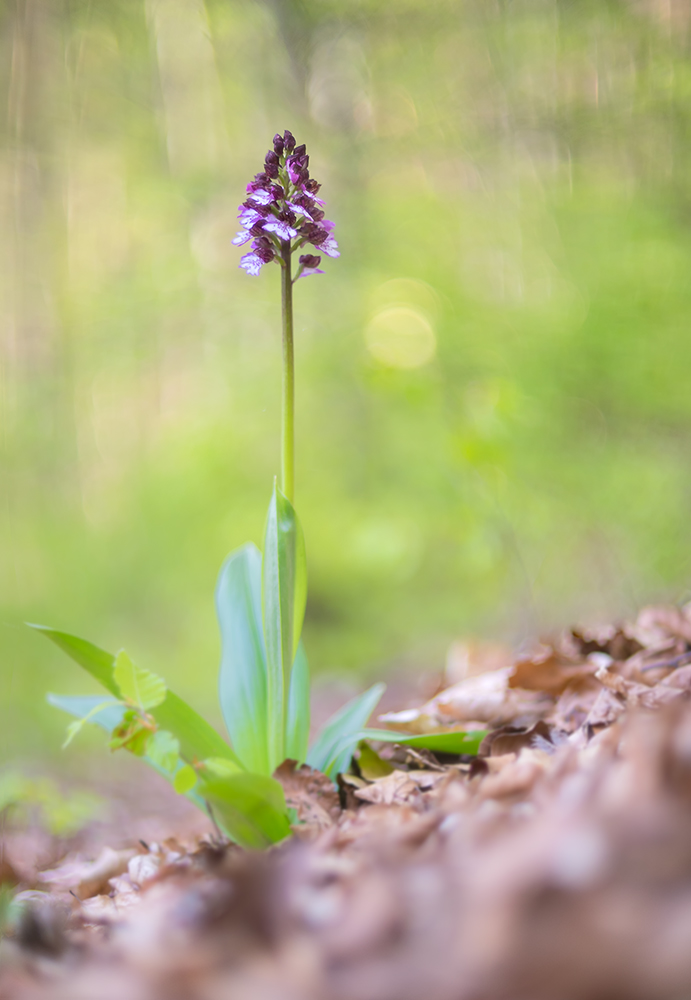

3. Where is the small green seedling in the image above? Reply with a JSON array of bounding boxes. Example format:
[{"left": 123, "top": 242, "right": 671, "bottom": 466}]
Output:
[{"left": 33, "top": 133, "right": 485, "bottom": 849}]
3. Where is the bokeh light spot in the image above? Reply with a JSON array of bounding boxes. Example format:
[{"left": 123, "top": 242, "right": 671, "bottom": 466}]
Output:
[{"left": 364, "top": 307, "right": 436, "bottom": 369}]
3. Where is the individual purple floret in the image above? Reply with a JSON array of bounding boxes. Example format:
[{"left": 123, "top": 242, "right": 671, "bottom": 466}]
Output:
[{"left": 233, "top": 130, "right": 339, "bottom": 279}]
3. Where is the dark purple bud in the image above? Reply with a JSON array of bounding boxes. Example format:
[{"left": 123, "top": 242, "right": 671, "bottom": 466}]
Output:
[
  {"left": 273, "top": 133, "right": 284, "bottom": 156},
  {"left": 283, "top": 130, "right": 296, "bottom": 153},
  {"left": 299, "top": 254, "right": 321, "bottom": 268},
  {"left": 293, "top": 144, "right": 306, "bottom": 159},
  {"left": 264, "top": 160, "right": 279, "bottom": 179},
  {"left": 270, "top": 183, "right": 285, "bottom": 200},
  {"left": 243, "top": 199, "right": 270, "bottom": 216},
  {"left": 305, "top": 178, "right": 321, "bottom": 195},
  {"left": 311, "top": 206, "right": 325, "bottom": 222},
  {"left": 254, "top": 237, "right": 275, "bottom": 263},
  {"left": 265, "top": 150, "right": 279, "bottom": 167},
  {"left": 249, "top": 221, "right": 266, "bottom": 237}
]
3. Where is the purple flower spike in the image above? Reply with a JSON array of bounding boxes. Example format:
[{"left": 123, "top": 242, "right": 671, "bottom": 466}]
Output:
[{"left": 234, "top": 131, "right": 337, "bottom": 278}]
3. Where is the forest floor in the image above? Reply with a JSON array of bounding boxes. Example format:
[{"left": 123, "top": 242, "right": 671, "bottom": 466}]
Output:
[{"left": 3, "top": 604, "right": 691, "bottom": 1000}]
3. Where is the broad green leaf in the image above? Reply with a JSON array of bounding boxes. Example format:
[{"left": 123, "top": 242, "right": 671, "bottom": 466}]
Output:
[
  {"left": 113, "top": 650, "right": 166, "bottom": 710},
  {"left": 360, "top": 728, "right": 487, "bottom": 756},
  {"left": 36, "top": 627, "right": 243, "bottom": 769},
  {"left": 216, "top": 543, "right": 269, "bottom": 774},
  {"left": 262, "top": 486, "right": 307, "bottom": 770},
  {"left": 307, "top": 682, "right": 386, "bottom": 779},
  {"left": 174, "top": 765, "right": 198, "bottom": 794},
  {"left": 285, "top": 641, "right": 310, "bottom": 764},
  {"left": 198, "top": 773, "right": 291, "bottom": 849},
  {"left": 147, "top": 730, "right": 180, "bottom": 772},
  {"left": 203, "top": 756, "right": 242, "bottom": 778}
]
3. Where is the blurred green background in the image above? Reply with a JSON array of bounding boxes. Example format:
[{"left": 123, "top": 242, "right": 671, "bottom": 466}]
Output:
[{"left": 3, "top": 0, "right": 691, "bottom": 765}]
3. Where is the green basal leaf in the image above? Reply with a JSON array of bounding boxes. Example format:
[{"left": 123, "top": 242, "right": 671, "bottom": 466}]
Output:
[
  {"left": 262, "top": 485, "right": 307, "bottom": 771},
  {"left": 216, "top": 543, "right": 269, "bottom": 774},
  {"left": 306, "top": 682, "right": 386, "bottom": 779},
  {"left": 174, "top": 765, "right": 198, "bottom": 794},
  {"left": 198, "top": 772, "right": 291, "bottom": 849},
  {"left": 29, "top": 625, "right": 120, "bottom": 696},
  {"left": 113, "top": 650, "right": 166, "bottom": 710},
  {"left": 361, "top": 728, "right": 487, "bottom": 755},
  {"left": 285, "top": 641, "right": 310, "bottom": 765},
  {"left": 36, "top": 626, "right": 243, "bottom": 769},
  {"left": 147, "top": 730, "right": 180, "bottom": 773},
  {"left": 203, "top": 756, "right": 243, "bottom": 778}
]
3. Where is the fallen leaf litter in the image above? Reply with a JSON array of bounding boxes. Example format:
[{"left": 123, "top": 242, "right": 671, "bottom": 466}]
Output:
[{"left": 5, "top": 603, "right": 691, "bottom": 999}]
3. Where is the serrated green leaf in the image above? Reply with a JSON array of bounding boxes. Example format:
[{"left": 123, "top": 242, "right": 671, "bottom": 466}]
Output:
[
  {"left": 37, "top": 627, "right": 243, "bottom": 769},
  {"left": 285, "top": 641, "right": 310, "bottom": 765},
  {"left": 198, "top": 772, "right": 290, "bottom": 849},
  {"left": 174, "top": 765, "right": 198, "bottom": 794},
  {"left": 109, "top": 710, "right": 152, "bottom": 756},
  {"left": 113, "top": 650, "right": 166, "bottom": 710},
  {"left": 216, "top": 543, "right": 269, "bottom": 774},
  {"left": 262, "top": 485, "right": 307, "bottom": 771},
  {"left": 306, "top": 682, "right": 386, "bottom": 779},
  {"left": 147, "top": 730, "right": 180, "bottom": 772}
]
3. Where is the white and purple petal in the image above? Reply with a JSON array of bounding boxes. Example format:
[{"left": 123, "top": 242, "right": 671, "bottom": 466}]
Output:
[
  {"left": 238, "top": 207, "right": 264, "bottom": 227},
  {"left": 286, "top": 200, "right": 314, "bottom": 221},
  {"left": 319, "top": 233, "right": 340, "bottom": 258},
  {"left": 263, "top": 218, "right": 299, "bottom": 240},
  {"left": 296, "top": 265, "right": 325, "bottom": 279},
  {"left": 239, "top": 252, "right": 264, "bottom": 276},
  {"left": 232, "top": 229, "right": 253, "bottom": 246},
  {"left": 247, "top": 188, "right": 274, "bottom": 206}
]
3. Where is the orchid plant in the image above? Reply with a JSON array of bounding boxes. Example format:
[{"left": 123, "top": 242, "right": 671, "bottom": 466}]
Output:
[{"left": 32, "top": 132, "right": 484, "bottom": 850}]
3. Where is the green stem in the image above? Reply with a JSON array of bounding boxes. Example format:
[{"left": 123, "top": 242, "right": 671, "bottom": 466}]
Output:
[{"left": 280, "top": 242, "right": 295, "bottom": 503}]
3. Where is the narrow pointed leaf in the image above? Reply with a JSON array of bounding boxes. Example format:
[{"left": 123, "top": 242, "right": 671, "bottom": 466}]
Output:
[
  {"left": 113, "top": 650, "right": 166, "bottom": 710},
  {"left": 36, "top": 626, "right": 242, "bottom": 768},
  {"left": 30, "top": 625, "right": 119, "bottom": 696},
  {"left": 306, "top": 682, "right": 385, "bottom": 778},
  {"left": 360, "top": 728, "right": 487, "bottom": 756},
  {"left": 262, "top": 486, "right": 307, "bottom": 769},
  {"left": 216, "top": 543, "right": 269, "bottom": 773},
  {"left": 285, "top": 641, "right": 310, "bottom": 764},
  {"left": 198, "top": 773, "right": 291, "bottom": 849}
]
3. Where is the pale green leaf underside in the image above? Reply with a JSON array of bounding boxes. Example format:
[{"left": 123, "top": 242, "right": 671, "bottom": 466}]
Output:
[{"left": 216, "top": 543, "right": 269, "bottom": 773}]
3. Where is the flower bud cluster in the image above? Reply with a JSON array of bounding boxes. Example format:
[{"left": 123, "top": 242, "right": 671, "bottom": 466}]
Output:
[{"left": 233, "top": 130, "right": 339, "bottom": 278}]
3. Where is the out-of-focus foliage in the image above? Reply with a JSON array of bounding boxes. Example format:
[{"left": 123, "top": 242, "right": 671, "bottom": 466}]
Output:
[
  {"left": 0, "top": 771, "right": 101, "bottom": 835},
  {"left": 2, "top": 0, "right": 691, "bottom": 761}
]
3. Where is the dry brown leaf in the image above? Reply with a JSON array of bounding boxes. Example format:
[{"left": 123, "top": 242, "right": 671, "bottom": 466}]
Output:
[
  {"left": 274, "top": 761, "right": 341, "bottom": 835},
  {"left": 37, "top": 847, "right": 136, "bottom": 900},
  {"left": 509, "top": 645, "right": 596, "bottom": 695}
]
